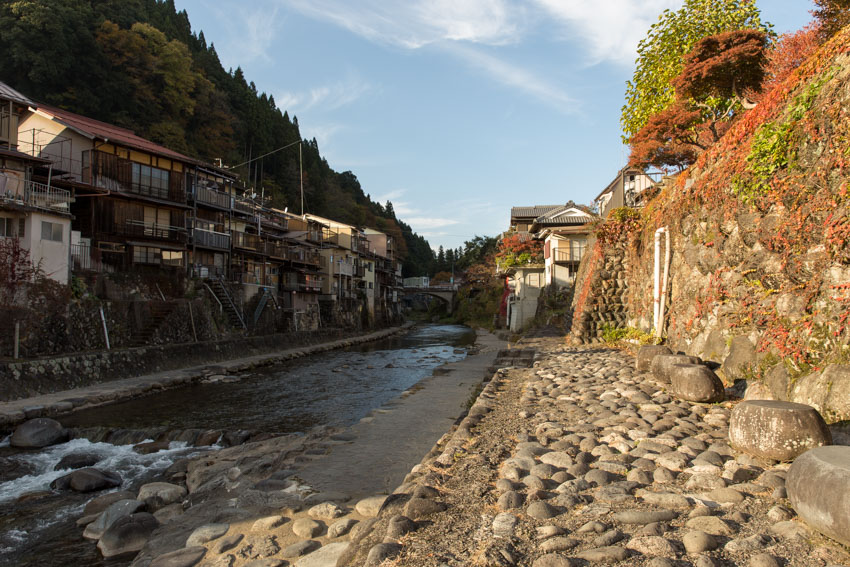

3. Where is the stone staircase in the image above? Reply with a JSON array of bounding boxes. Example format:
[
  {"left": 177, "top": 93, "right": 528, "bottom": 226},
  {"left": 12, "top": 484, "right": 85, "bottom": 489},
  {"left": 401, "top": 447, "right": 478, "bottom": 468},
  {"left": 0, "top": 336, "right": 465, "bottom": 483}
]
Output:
[{"left": 131, "top": 302, "right": 177, "bottom": 346}]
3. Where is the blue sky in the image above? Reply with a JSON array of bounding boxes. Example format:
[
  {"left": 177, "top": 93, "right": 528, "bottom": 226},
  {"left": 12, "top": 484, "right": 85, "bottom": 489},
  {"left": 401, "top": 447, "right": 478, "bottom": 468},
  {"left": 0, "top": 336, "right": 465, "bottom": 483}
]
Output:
[{"left": 174, "top": 0, "right": 814, "bottom": 252}]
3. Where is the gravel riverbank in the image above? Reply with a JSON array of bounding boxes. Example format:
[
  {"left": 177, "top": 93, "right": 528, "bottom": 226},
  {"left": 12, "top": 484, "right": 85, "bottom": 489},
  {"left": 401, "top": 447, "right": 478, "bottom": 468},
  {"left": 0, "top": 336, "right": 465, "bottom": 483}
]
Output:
[{"left": 42, "top": 328, "right": 850, "bottom": 566}]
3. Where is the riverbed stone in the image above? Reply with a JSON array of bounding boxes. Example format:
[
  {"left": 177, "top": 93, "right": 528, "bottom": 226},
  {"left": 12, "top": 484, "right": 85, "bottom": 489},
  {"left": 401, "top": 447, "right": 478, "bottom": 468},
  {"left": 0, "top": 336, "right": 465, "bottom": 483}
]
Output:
[
  {"left": 186, "top": 523, "right": 230, "bottom": 546},
  {"left": 574, "top": 545, "right": 629, "bottom": 562},
  {"left": 364, "top": 542, "right": 401, "bottom": 566},
  {"left": 328, "top": 518, "right": 357, "bottom": 538},
  {"left": 532, "top": 553, "right": 578, "bottom": 567},
  {"left": 292, "top": 518, "right": 324, "bottom": 538},
  {"left": 670, "top": 364, "right": 725, "bottom": 403},
  {"left": 294, "top": 541, "right": 350, "bottom": 567},
  {"left": 308, "top": 502, "right": 344, "bottom": 519},
  {"left": 787, "top": 446, "right": 850, "bottom": 546},
  {"left": 55, "top": 452, "right": 100, "bottom": 471},
  {"left": 729, "top": 400, "right": 832, "bottom": 461},
  {"left": 83, "top": 499, "right": 145, "bottom": 540},
  {"left": 97, "top": 512, "right": 159, "bottom": 558},
  {"left": 355, "top": 495, "right": 387, "bottom": 517},
  {"left": 149, "top": 546, "right": 207, "bottom": 567},
  {"left": 282, "top": 539, "right": 320, "bottom": 558},
  {"left": 651, "top": 355, "right": 701, "bottom": 384},
  {"left": 52, "top": 467, "right": 122, "bottom": 492},
  {"left": 683, "top": 530, "right": 718, "bottom": 554},
  {"left": 626, "top": 536, "right": 678, "bottom": 558},
  {"left": 685, "top": 516, "right": 734, "bottom": 536},
  {"left": 612, "top": 509, "right": 677, "bottom": 525},
  {"left": 637, "top": 345, "right": 673, "bottom": 372},
  {"left": 138, "top": 482, "right": 188, "bottom": 509},
  {"left": 212, "top": 534, "right": 244, "bottom": 554},
  {"left": 10, "top": 417, "right": 68, "bottom": 448},
  {"left": 83, "top": 490, "right": 137, "bottom": 516}
]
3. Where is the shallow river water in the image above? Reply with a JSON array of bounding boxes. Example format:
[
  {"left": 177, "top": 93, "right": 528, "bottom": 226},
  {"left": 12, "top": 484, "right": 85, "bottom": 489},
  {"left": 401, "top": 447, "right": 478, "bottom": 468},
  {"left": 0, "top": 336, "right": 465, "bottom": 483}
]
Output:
[{"left": 0, "top": 324, "right": 475, "bottom": 566}]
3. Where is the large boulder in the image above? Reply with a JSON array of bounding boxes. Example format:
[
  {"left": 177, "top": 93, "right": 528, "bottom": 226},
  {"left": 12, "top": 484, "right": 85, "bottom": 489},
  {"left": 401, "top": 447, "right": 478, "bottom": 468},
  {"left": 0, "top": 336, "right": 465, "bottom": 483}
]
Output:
[
  {"left": 729, "top": 400, "right": 831, "bottom": 461},
  {"left": 10, "top": 418, "right": 68, "bottom": 448},
  {"left": 791, "top": 365, "right": 850, "bottom": 422},
  {"left": 51, "top": 468, "right": 122, "bottom": 493},
  {"left": 97, "top": 512, "right": 159, "bottom": 558},
  {"left": 650, "top": 354, "right": 701, "bottom": 384},
  {"left": 83, "top": 499, "right": 145, "bottom": 540},
  {"left": 670, "top": 364, "right": 725, "bottom": 403},
  {"left": 636, "top": 345, "right": 673, "bottom": 372},
  {"left": 137, "top": 482, "right": 187, "bottom": 511},
  {"left": 55, "top": 453, "right": 100, "bottom": 471},
  {"left": 787, "top": 446, "right": 850, "bottom": 546}
]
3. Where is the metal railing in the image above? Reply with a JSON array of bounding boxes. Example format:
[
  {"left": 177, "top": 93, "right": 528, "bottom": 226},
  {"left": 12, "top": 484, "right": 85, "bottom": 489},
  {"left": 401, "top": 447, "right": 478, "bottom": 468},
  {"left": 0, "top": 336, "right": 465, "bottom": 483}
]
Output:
[
  {"left": 70, "top": 244, "right": 116, "bottom": 273},
  {"left": 0, "top": 178, "right": 72, "bottom": 212},
  {"left": 191, "top": 228, "right": 230, "bottom": 250},
  {"left": 121, "top": 219, "right": 186, "bottom": 241},
  {"left": 192, "top": 185, "right": 232, "bottom": 209}
]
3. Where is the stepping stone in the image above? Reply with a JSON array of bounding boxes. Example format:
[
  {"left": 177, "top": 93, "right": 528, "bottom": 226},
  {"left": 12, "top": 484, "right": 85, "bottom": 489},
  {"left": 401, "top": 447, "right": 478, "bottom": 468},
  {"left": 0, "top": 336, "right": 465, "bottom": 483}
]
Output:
[
  {"left": 650, "top": 355, "right": 701, "bottom": 384},
  {"left": 636, "top": 345, "right": 673, "bottom": 372},
  {"left": 787, "top": 446, "right": 850, "bottom": 545},
  {"left": 186, "top": 523, "right": 229, "bottom": 546},
  {"left": 149, "top": 546, "right": 206, "bottom": 567},
  {"left": 729, "top": 400, "right": 831, "bottom": 461},
  {"left": 294, "top": 542, "right": 350, "bottom": 567},
  {"left": 670, "top": 365, "right": 724, "bottom": 403}
]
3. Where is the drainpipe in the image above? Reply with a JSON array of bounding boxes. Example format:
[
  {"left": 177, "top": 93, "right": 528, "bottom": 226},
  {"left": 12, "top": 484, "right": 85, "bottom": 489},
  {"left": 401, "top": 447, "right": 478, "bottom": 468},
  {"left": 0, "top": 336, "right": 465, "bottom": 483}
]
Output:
[{"left": 653, "top": 227, "right": 671, "bottom": 339}]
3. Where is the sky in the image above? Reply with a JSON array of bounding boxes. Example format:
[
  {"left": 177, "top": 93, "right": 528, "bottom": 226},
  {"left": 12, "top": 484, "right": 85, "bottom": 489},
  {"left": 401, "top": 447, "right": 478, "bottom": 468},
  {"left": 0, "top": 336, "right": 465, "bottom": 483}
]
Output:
[{"left": 173, "top": 0, "right": 815, "bottom": 252}]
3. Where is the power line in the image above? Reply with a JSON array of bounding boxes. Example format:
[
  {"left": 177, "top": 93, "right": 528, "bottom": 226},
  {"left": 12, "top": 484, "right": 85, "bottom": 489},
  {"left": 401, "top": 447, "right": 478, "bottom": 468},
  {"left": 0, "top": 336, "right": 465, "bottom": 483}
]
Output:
[{"left": 229, "top": 139, "right": 302, "bottom": 169}]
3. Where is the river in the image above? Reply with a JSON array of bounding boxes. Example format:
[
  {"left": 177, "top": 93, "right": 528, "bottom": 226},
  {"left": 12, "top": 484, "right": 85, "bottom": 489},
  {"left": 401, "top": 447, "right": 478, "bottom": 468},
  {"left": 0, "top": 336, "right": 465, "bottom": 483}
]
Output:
[{"left": 0, "top": 324, "right": 475, "bottom": 566}]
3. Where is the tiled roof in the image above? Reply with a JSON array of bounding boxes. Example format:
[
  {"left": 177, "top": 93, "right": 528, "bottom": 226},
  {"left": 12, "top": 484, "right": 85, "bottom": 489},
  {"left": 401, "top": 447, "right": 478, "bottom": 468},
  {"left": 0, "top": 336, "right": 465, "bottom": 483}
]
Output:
[
  {"left": 0, "top": 81, "right": 35, "bottom": 107},
  {"left": 535, "top": 211, "right": 596, "bottom": 226},
  {"left": 36, "top": 103, "right": 198, "bottom": 165},
  {"left": 510, "top": 205, "right": 564, "bottom": 219}
]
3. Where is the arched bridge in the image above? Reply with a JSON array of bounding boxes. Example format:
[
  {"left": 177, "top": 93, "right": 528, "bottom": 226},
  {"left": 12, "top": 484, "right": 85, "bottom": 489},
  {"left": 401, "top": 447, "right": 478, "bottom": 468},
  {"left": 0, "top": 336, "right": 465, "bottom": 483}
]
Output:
[{"left": 401, "top": 285, "right": 458, "bottom": 311}]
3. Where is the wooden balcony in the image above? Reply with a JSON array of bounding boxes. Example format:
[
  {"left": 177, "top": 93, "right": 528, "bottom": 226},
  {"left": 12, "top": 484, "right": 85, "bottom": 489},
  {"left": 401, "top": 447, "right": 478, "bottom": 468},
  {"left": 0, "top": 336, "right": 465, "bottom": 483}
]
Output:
[
  {"left": 552, "top": 247, "right": 585, "bottom": 264},
  {"left": 232, "top": 231, "right": 264, "bottom": 252}
]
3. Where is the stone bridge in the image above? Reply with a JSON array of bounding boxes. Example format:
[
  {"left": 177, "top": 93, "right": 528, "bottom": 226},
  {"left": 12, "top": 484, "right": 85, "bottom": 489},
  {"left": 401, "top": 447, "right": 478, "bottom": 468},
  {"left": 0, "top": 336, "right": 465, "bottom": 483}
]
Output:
[{"left": 401, "top": 286, "right": 458, "bottom": 311}]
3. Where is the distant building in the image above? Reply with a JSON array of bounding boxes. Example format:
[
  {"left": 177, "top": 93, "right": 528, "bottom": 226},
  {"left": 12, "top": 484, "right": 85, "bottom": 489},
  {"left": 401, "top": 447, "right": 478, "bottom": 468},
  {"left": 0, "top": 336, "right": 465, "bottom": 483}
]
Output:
[
  {"left": 594, "top": 166, "right": 659, "bottom": 218},
  {"left": 0, "top": 82, "right": 72, "bottom": 283},
  {"left": 403, "top": 276, "right": 430, "bottom": 288}
]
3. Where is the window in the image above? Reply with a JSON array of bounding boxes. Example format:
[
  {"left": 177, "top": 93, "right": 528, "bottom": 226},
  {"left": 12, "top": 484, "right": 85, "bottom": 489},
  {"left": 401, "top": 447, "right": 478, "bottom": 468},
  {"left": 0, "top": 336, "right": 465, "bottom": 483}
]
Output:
[
  {"left": 0, "top": 217, "right": 13, "bottom": 237},
  {"left": 133, "top": 246, "right": 161, "bottom": 265},
  {"left": 41, "top": 221, "right": 63, "bottom": 242},
  {"left": 132, "top": 163, "right": 170, "bottom": 198},
  {"left": 162, "top": 251, "right": 183, "bottom": 267}
]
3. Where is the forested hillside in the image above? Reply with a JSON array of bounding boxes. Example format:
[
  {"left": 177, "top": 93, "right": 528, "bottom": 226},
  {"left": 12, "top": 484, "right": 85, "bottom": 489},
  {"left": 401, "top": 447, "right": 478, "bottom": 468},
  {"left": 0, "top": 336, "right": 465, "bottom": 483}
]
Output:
[{"left": 0, "top": 0, "right": 434, "bottom": 276}]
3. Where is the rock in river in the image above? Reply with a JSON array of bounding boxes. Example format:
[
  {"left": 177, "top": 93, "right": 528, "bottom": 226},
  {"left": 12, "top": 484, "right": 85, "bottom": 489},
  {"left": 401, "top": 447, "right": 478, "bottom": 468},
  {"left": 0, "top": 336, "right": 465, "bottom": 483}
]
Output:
[
  {"left": 51, "top": 468, "right": 122, "bottom": 493},
  {"left": 10, "top": 418, "right": 68, "bottom": 449}
]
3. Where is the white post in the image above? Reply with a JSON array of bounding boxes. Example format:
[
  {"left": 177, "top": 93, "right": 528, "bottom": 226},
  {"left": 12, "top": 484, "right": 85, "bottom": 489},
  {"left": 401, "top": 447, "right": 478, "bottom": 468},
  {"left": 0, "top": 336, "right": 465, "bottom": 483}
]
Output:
[
  {"left": 99, "top": 306, "right": 111, "bottom": 350},
  {"left": 653, "top": 227, "right": 670, "bottom": 338}
]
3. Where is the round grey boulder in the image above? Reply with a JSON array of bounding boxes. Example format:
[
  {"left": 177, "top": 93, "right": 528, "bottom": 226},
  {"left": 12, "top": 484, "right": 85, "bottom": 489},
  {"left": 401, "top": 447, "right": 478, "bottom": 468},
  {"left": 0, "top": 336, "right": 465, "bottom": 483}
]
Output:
[
  {"left": 729, "top": 400, "right": 831, "bottom": 461},
  {"left": 650, "top": 355, "right": 701, "bottom": 384},
  {"left": 83, "top": 499, "right": 145, "bottom": 540},
  {"left": 636, "top": 345, "right": 673, "bottom": 372},
  {"left": 52, "top": 468, "right": 122, "bottom": 492},
  {"left": 97, "top": 512, "right": 159, "bottom": 558},
  {"left": 670, "top": 364, "right": 725, "bottom": 403},
  {"left": 787, "top": 446, "right": 850, "bottom": 546},
  {"left": 11, "top": 418, "right": 68, "bottom": 448}
]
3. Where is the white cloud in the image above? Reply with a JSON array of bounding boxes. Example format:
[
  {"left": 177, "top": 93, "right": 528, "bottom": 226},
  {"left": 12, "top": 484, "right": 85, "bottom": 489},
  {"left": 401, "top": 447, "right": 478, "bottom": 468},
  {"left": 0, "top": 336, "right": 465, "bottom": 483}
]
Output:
[
  {"left": 280, "top": 0, "right": 523, "bottom": 48},
  {"left": 531, "top": 0, "right": 680, "bottom": 66},
  {"left": 205, "top": 1, "right": 282, "bottom": 67},
  {"left": 408, "top": 217, "right": 460, "bottom": 229},
  {"left": 276, "top": 76, "right": 374, "bottom": 113},
  {"left": 444, "top": 43, "right": 577, "bottom": 114}
]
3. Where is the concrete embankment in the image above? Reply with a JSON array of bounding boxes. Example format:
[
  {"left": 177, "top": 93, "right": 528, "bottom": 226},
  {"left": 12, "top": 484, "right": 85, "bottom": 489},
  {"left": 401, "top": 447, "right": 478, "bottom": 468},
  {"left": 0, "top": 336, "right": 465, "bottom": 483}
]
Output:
[{"left": 0, "top": 323, "right": 414, "bottom": 429}]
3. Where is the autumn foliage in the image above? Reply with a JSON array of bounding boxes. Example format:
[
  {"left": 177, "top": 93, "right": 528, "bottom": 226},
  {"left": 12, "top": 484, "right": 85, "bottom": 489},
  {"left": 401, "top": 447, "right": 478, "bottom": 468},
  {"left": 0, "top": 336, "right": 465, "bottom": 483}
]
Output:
[
  {"left": 762, "top": 24, "right": 821, "bottom": 92},
  {"left": 495, "top": 232, "right": 543, "bottom": 269},
  {"left": 630, "top": 29, "right": 768, "bottom": 170}
]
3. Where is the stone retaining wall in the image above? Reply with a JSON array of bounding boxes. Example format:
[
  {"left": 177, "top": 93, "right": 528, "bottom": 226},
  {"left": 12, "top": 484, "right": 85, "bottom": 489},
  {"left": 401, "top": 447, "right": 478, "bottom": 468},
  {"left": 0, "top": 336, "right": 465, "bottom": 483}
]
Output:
[
  {"left": 0, "top": 327, "right": 391, "bottom": 402},
  {"left": 569, "top": 235, "right": 630, "bottom": 344}
]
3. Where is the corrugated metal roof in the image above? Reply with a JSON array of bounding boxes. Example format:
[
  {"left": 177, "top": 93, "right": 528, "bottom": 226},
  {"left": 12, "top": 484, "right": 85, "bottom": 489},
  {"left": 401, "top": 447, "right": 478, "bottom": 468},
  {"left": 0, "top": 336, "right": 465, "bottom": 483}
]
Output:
[
  {"left": 0, "top": 81, "right": 36, "bottom": 107},
  {"left": 0, "top": 147, "right": 52, "bottom": 164},
  {"left": 36, "top": 103, "right": 198, "bottom": 164}
]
